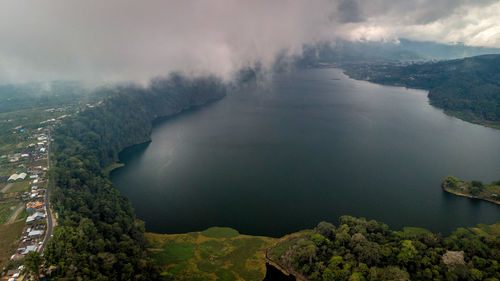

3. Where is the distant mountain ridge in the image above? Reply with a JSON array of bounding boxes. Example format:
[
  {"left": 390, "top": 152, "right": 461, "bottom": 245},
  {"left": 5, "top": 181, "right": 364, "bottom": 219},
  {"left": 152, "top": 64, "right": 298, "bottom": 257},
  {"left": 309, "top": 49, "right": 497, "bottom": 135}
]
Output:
[
  {"left": 294, "top": 39, "right": 500, "bottom": 67},
  {"left": 398, "top": 39, "right": 500, "bottom": 60}
]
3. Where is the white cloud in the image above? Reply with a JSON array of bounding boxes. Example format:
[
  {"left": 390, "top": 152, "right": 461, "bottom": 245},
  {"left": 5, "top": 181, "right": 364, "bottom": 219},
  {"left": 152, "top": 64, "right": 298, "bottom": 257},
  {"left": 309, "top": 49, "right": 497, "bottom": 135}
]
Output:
[{"left": 0, "top": 0, "right": 498, "bottom": 84}]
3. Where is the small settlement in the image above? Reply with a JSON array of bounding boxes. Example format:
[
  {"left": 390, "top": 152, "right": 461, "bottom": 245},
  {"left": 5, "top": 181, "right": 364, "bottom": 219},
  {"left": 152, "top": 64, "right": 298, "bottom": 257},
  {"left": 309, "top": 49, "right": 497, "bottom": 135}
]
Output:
[
  {"left": 0, "top": 95, "right": 100, "bottom": 280},
  {"left": 0, "top": 128, "right": 53, "bottom": 280}
]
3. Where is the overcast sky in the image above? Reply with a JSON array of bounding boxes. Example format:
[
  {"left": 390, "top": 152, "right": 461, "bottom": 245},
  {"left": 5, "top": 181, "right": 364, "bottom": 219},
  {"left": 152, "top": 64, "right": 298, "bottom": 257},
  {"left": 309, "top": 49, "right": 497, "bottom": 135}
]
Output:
[{"left": 0, "top": 0, "right": 499, "bottom": 84}]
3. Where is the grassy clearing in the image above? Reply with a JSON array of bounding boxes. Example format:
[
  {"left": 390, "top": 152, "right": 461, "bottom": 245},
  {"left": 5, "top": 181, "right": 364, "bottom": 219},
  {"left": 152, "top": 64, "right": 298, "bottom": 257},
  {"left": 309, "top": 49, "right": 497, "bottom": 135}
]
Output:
[
  {"left": 7, "top": 181, "right": 30, "bottom": 193},
  {"left": 470, "top": 222, "right": 500, "bottom": 237},
  {"left": 0, "top": 202, "right": 17, "bottom": 224},
  {"left": 146, "top": 228, "right": 276, "bottom": 281},
  {"left": 152, "top": 241, "right": 195, "bottom": 264},
  {"left": 0, "top": 220, "right": 25, "bottom": 269}
]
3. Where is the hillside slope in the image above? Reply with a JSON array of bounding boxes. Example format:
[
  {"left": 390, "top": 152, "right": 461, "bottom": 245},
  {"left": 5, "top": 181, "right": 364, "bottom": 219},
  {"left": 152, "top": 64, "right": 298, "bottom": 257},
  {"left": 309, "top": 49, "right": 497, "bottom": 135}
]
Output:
[
  {"left": 343, "top": 55, "right": 500, "bottom": 128},
  {"left": 44, "top": 74, "right": 227, "bottom": 280}
]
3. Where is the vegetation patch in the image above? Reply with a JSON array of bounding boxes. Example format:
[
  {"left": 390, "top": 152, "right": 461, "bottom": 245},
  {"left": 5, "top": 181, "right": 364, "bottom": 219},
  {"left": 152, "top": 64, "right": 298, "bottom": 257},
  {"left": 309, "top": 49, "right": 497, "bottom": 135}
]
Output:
[
  {"left": 268, "top": 216, "right": 500, "bottom": 281},
  {"left": 102, "top": 162, "right": 125, "bottom": 177},
  {"left": 215, "top": 268, "right": 236, "bottom": 281},
  {"left": 153, "top": 241, "right": 195, "bottom": 265},
  {"left": 146, "top": 230, "right": 275, "bottom": 281},
  {"left": 7, "top": 181, "right": 30, "bottom": 193},
  {"left": 0, "top": 220, "right": 25, "bottom": 269},
  {"left": 201, "top": 227, "right": 239, "bottom": 239},
  {"left": 0, "top": 202, "right": 17, "bottom": 224},
  {"left": 442, "top": 175, "right": 500, "bottom": 204},
  {"left": 397, "top": 227, "right": 432, "bottom": 239}
]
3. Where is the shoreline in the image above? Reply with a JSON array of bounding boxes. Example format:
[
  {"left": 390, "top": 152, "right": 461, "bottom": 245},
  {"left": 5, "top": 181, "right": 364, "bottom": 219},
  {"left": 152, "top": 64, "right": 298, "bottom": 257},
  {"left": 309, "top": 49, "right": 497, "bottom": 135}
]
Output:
[
  {"left": 340, "top": 68, "right": 500, "bottom": 131},
  {"left": 105, "top": 98, "right": 223, "bottom": 181},
  {"left": 102, "top": 162, "right": 125, "bottom": 177},
  {"left": 442, "top": 185, "right": 500, "bottom": 205}
]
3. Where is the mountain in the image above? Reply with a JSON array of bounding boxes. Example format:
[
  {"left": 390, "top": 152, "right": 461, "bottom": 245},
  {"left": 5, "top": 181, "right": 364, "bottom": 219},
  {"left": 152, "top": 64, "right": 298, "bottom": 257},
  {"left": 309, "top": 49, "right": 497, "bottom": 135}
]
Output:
[
  {"left": 294, "top": 39, "right": 500, "bottom": 67},
  {"left": 398, "top": 39, "right": 500, "bottom": 60}
]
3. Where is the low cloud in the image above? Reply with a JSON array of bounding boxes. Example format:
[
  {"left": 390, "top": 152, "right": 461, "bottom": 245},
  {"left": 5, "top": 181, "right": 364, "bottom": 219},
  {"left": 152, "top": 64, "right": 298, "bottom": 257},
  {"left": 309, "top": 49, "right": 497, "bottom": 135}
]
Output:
[{"left": 0, "top": 0, "right": 498, "bottom": 84}]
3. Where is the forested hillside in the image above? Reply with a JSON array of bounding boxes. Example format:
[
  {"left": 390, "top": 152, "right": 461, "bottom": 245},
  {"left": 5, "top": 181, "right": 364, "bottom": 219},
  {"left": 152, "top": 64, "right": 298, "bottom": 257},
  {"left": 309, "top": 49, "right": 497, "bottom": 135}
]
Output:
[
  {"left": 43, "top": 74, "right": 226, "bottom": 280},
  {"left": 269, "top": 216, "right": 500, "bottom": 281},
  {"left": 342, "top": 55, "right": 500, "bottom": 128}
]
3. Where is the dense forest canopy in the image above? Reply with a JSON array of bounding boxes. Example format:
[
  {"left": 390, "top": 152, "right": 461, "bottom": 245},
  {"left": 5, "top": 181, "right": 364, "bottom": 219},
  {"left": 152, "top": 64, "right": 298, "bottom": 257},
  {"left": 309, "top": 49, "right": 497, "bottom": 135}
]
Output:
[{"left": 269, "top": 216, "right": 500, "bottom": 281}]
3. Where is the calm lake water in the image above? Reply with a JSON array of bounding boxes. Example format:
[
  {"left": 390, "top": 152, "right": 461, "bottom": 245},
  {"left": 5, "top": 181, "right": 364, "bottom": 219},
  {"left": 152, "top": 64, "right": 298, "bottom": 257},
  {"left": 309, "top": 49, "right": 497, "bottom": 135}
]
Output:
[{"left": 111, "top": 68, "right": 500, "bottom": 237}]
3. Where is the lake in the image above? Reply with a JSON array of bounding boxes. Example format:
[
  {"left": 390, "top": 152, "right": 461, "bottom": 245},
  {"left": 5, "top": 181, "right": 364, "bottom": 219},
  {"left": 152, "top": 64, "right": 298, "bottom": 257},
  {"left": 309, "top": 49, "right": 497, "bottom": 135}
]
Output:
[{"left": 111, "top": 68, "right": 500, "bottom": 237}]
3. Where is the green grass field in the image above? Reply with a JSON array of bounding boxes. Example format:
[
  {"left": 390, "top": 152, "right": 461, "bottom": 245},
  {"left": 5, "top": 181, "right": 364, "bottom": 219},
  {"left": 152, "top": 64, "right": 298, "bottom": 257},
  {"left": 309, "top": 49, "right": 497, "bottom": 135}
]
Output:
[
  {"left": 7, "top": 181, "right": 30, "bottom": 193},
  {"left": 0, "top": 220, "right": 25, "bottom": 269},
  {"left": 147, "top": 227, "right": 276, "bottom": 281},
  {"left": 0, "top": 202, "right": 17, "bottom": 224}
]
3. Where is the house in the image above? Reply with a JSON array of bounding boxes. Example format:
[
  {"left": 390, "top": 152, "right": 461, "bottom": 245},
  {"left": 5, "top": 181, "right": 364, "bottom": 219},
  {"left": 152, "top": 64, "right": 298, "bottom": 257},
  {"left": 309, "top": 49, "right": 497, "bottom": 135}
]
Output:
[
  {"left": 26, "top": 212, "right": 45, "bottom": 223},
  {"left": 21, "top": 245, "right": 38, "bottom": 255},
  {"left": 6, "top": 269, "right": 19, "bottom": 277},
  {"left": 28, "top": 230, "right": 44, "bottom": 238},
  {"left": 9, "top": 157, "right": 19, "bottom": 162},
  {"left": 31, "top": 185, "right": 38, "bottom": 191},
  {"left": 40, "top": 147, "right": 46, "bottom": 153},
  {"left": 10, "top": 253, "right": 24, "bottom": 260},
  {"left": 26, "top": 201, "right": 44, "bottom": 213}
]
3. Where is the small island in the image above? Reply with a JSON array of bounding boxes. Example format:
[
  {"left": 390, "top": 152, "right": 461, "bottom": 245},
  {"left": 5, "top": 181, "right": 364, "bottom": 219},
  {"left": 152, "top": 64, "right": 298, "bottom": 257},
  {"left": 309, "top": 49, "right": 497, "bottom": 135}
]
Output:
[{"left": 442, "top": 176, "right": 500, "bottom": 205}]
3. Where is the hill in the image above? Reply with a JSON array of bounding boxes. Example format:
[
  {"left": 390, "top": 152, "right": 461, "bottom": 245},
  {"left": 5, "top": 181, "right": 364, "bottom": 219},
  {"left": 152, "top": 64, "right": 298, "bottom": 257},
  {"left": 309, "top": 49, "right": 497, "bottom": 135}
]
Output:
[{"left": 342, "top": 55, "right": 500, "bottom": 128}]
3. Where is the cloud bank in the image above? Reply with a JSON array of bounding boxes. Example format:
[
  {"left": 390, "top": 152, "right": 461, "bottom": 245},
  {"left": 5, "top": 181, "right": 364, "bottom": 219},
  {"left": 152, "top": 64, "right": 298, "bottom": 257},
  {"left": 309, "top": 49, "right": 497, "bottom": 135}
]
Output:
[{"left": 0, "top": 0, "right": 499, "bottom": 83}]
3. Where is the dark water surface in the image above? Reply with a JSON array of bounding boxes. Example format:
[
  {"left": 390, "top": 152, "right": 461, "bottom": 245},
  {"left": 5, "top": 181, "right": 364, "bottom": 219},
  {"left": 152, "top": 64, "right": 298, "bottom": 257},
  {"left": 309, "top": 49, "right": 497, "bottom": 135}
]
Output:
[{"left": 111, "top": 68, "right": 500, "bottom": 237}]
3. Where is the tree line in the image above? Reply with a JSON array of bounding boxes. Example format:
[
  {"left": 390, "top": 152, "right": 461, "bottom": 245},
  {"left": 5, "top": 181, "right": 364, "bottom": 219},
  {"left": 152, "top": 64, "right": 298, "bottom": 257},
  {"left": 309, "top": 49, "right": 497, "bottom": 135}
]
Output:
[{"left": 269, "top": 216, "right": 500, "bottom": 281}]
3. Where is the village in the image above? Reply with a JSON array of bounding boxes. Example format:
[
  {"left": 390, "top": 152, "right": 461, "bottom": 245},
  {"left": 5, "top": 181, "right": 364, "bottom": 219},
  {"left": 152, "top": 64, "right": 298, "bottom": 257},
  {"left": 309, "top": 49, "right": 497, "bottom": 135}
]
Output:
[
  {"left": 0, "top": 122, "right": 56, "bottom": 281},
  {"left": 0, "top": 100, "right": 107, "bottom": 280}
]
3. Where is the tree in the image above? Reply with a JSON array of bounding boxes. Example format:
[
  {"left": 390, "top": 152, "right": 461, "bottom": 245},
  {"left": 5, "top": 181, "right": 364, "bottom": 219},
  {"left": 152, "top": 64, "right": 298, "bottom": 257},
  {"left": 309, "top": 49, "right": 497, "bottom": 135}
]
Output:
[
  {"left": 316, "top": 221, "right": 336, "bottom": 240},
  {"left": 470, "top": 186, "right": 481, "bottom": 196},
  {"left": 397, "top": 240, "right": 418, "bottom": 265},
  {"left": 471, "top": 181, "right": 484, "bottom": 188},
  {"left": 24, "top": 251, "right": 43, "bottom": 280}
]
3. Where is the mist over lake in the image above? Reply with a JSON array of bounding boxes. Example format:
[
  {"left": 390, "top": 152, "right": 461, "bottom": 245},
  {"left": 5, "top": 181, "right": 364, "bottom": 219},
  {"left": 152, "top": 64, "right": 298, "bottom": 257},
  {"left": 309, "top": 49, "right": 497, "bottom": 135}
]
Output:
[{"left": 111, "top": 68, "right": 500, "bottom": 237}]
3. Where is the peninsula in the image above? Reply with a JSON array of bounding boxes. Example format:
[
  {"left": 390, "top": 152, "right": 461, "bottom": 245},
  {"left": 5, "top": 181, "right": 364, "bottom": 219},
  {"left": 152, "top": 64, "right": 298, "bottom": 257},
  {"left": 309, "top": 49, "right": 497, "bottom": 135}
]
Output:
[{"left": 442, "top": 175, "right": 500, "bottom": 205}]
